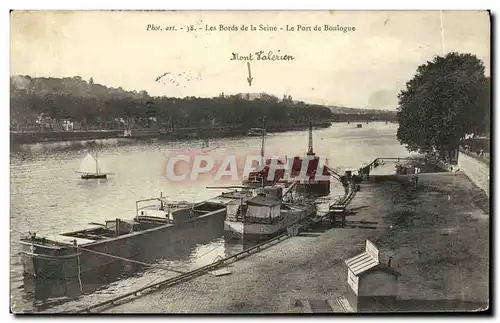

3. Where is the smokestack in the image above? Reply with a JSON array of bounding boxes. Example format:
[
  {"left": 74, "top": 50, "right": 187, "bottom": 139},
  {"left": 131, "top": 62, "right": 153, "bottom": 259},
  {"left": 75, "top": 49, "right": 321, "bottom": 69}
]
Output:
[{"left": 307, "top": 121, "right": 313, "bottom": 155}]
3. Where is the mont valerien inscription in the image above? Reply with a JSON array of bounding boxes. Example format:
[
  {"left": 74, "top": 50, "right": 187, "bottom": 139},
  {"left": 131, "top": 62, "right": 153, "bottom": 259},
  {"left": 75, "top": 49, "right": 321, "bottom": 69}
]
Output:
[
  {"left": 146, "top": 23, "right": 356, "bottom": 34},
  {"left": 231, "top": 50, "right": 295, "bottom": 62}
]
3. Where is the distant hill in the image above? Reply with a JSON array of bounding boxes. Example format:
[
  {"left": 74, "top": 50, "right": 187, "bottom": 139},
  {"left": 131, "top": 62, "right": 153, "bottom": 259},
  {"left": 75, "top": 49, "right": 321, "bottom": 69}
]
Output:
[
  {"left": 10, "top": 75, "right": 153, "bottom": 127},
  {"left": 10, "top": 76, "right": 333, "bottom": 129},
  {"left": 234, "top": 92, "right": 397, "bottom": 116},
  {"left": 328, "top": 105, "right": 397, "bottom": 115},
  {"left": 11, "top": 75, "right": 150, "bottom": 101},
  {"left": 235, "top": 92, "right": 290, "bottom": 102}
]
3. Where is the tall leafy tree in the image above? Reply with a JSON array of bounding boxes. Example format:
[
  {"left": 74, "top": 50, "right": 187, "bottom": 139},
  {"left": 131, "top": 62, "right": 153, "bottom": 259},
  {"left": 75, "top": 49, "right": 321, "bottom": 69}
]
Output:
[
  {"left": 397, "top": 52, "right": 488, "bottom": 156},
  {"left": 477, "top": 76, "right": 491, "bottom": 135}
]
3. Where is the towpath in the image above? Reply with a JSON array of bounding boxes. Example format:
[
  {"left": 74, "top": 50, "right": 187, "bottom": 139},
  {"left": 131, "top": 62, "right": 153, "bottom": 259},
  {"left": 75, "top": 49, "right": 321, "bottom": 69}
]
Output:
[{"left": 104, "top": 171, "right": 489, "bottom": 313}]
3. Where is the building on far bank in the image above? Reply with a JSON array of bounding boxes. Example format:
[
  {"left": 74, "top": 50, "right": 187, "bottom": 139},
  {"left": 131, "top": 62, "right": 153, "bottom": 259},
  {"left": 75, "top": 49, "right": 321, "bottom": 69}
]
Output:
[
  {"left": 61, "top": 119, "right": 74, "bottom": 131},
  {"left": 35, "top": 114, "right": 54, "bottom": 131}
]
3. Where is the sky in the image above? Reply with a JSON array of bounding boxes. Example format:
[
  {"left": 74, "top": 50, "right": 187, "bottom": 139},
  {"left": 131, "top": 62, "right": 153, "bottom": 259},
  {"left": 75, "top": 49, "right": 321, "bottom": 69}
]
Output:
[{"left": 10, "top": 10, "right": 490, "bottom": 110}]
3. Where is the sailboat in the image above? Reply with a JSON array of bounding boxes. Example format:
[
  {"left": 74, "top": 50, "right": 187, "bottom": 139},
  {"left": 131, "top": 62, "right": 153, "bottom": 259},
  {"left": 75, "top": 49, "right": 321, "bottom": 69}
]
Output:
[{"left": 76, "top": 151, "right": 112, "bottom": 179}]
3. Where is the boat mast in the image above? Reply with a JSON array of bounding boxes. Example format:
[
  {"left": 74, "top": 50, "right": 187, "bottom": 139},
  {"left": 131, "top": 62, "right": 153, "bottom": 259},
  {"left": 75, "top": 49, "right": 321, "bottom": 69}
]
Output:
[
  {"left": 260, "top": 116, "right": 266, "bottom": 158},
  {"left": 260, "top": 116, "right": 266, "bottom": 188},
  {"left": 239, "top": 197, "right": 244, "bottom": 220}
]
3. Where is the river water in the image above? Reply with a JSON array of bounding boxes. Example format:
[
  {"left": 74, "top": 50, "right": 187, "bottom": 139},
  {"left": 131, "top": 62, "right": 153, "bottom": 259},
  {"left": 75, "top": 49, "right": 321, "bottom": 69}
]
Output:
[{"left": 10, "top": 122, "right": 411, "bottom": 313}]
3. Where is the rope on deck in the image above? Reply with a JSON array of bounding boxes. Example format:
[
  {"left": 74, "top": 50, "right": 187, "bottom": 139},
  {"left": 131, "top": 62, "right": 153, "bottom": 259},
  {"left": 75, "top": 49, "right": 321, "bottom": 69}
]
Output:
[
  {"left": 75, "top": 245, "right": 186, "bottom": 274},
  {"left": 73, "top": 232, "right": 291, "bottom": 313},
  {"left": 73, "top": 227, "right": 245, "bottom": 278},
  {"left": 76, "top": 251, "right": 83, "bottom": 292}
]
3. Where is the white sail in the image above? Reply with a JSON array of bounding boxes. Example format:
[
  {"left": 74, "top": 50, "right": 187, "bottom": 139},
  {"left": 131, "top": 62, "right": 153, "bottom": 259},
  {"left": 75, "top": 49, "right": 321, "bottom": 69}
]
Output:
[{"left": 77, "top": 153, "right": 98, "bottom": 174}]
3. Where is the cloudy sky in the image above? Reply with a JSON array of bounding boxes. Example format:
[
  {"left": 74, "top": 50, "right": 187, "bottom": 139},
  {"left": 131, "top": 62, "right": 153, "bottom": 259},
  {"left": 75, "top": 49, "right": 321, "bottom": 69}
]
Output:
[{"left": 10, "top": 10, "right": 490, "bottom": 110}]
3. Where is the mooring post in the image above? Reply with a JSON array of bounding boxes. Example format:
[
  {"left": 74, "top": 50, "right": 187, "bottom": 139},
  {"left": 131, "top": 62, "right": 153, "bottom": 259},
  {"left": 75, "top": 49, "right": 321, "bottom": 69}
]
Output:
[
  {"left": 330, "top": 213, "right": 336, "bottom": 227},
  {"left": 73, "top": 239, "right": 83, "bottom": 292}
]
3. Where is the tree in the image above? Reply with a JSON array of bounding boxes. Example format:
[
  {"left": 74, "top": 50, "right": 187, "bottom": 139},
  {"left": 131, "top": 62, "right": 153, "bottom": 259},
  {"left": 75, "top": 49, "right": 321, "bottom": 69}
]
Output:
[
  {"left": 396, "top": 52, "right": 488, "bottom": 158},
  {"left": 145, "top": 100, "right": 156, "bottom": 128},
  {"left": 10, "top": 75, "right": 334, "bottom": 129},
  {"left": 477, "top": 76, "right": 490, "bottom": 136}
]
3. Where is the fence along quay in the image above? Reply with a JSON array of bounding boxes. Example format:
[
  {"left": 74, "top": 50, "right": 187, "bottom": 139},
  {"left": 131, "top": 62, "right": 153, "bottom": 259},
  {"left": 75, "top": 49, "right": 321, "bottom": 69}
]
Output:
[{"left": 71, "top": 232, "right": 291, "bottom": 313}]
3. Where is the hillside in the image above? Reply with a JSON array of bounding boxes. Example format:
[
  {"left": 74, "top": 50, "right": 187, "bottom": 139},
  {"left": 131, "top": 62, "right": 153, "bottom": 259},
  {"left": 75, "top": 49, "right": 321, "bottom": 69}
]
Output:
[
  {"left": 11, "top": 75, "right": 150, "bottom": 101},
  {"left": 10, "top": 76, "right": 333, "bottom": 130},
  {"left": 233, "top": 93, "right": 398, "bottom": 115},
  {"left": 328, "top": 105, "right": 397, "bottom": 115}
]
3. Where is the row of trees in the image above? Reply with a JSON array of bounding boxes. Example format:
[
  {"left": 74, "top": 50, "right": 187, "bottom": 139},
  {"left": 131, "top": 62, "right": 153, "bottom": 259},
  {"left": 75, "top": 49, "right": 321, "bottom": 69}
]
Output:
[
  {"left": 396, "top": 52, "right": 490, "bottom": 159},
  {"left": 10, "top": 76, "right": 332, "bottom": 129}
]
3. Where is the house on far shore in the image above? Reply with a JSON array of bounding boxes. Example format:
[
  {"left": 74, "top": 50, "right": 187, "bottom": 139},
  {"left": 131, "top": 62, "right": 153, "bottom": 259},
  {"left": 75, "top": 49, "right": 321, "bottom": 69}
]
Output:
[
  {"left": 61, "top": 119, "right": 74, "bottom": 131},
  {"left": 35, "top": 114, "right": 55, "bottom": 131}
]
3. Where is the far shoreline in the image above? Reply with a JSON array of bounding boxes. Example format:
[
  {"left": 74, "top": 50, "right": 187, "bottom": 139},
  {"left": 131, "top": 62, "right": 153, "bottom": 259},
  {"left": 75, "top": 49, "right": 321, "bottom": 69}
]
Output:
[
  {"left": 10, "top": 121, "right": 345, "bottom": 146},
  {"left": 10, "top": 120, "right": 400, "bottom": 146}
]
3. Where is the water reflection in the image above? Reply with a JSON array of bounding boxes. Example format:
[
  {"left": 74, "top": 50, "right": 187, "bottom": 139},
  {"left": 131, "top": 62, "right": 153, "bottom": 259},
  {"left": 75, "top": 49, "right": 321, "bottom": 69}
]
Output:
[
  {"left": 22, "top": 265, "right": 133, "bottom": 312},
  {"left": 10, "top": 138, "right": 136, "bottom": 154}
]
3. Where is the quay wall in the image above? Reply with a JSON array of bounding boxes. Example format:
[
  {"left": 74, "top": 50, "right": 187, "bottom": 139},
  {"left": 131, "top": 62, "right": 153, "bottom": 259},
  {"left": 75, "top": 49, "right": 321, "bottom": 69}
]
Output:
[
  {"left": 457, "top": 149, "right": 490, "bottom": 195},
  {"left": 10, "top": 122, "right": 332, "bottom": 145},
  {"left": 10, "top": 130, "right": 124, "bottom": 144}
]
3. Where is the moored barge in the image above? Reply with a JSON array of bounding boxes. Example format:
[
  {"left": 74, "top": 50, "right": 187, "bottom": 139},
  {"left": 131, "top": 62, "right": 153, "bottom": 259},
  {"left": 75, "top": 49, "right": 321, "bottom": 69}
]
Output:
[
  {"left": 223, "top": 186, "right": 316, "bottom": 240},
  {"left": 19, "top": 196, "right": 227, "bottom": 278},
  {"left": 287, "top": 122, "right": 331, "bottom": 196}
]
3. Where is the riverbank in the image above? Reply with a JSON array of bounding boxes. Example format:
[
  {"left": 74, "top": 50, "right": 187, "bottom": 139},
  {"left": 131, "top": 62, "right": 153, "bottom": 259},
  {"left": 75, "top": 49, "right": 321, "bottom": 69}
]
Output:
[
  {"left": 103, "top": 171, "right": 489, "bottom": 313},
  {"left": 10, "top": 122, "right": 332, "bottom": 145}
]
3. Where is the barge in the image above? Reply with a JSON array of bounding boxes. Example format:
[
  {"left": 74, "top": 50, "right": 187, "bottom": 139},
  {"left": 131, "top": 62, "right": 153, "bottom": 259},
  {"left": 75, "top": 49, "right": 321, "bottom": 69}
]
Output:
[
  {"left": 288, "top": 122, "right": 331, "bottom": 197},
  {"left": 242, "top": 157, "right": 286, "bottom": 187},
  {"left": 19, "top": 196, "right": 227, "bottom": 278},
  {"left": 242, "top": 117, "right": 286, "bottom": 187},
  {"left": 223, "top": 186, "right": 316, "bottom": 240},
  {"left": 243, "top": 121, "right": 331, "bottom": 197}
]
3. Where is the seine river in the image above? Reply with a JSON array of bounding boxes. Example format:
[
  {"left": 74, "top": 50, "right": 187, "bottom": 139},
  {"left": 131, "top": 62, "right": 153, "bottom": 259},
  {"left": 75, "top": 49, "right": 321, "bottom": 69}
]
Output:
[{"left": 10, "top": 122, "right": 411, "bottom": 313}]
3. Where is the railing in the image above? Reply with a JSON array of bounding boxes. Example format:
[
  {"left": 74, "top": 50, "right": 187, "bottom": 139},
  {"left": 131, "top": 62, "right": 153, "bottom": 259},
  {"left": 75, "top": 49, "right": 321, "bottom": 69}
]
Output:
[
  {"left": 329, "top": 178, "right": 356, "bottom": 209},
  {"left": 73, "top": 231, "right": 291, "bottom": 313},
  {"left": 459, "top": 147, "right": 490, "bottom": 166}
]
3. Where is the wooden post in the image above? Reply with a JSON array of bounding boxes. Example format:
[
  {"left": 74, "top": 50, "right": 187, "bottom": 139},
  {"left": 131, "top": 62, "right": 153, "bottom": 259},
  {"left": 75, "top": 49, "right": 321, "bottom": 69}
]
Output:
[
  {"left": 73, "top": 239, "right": 83, "bottom": 291},
  {"left": 329, "top": 213, "right": 336, "bottom": 227}
]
